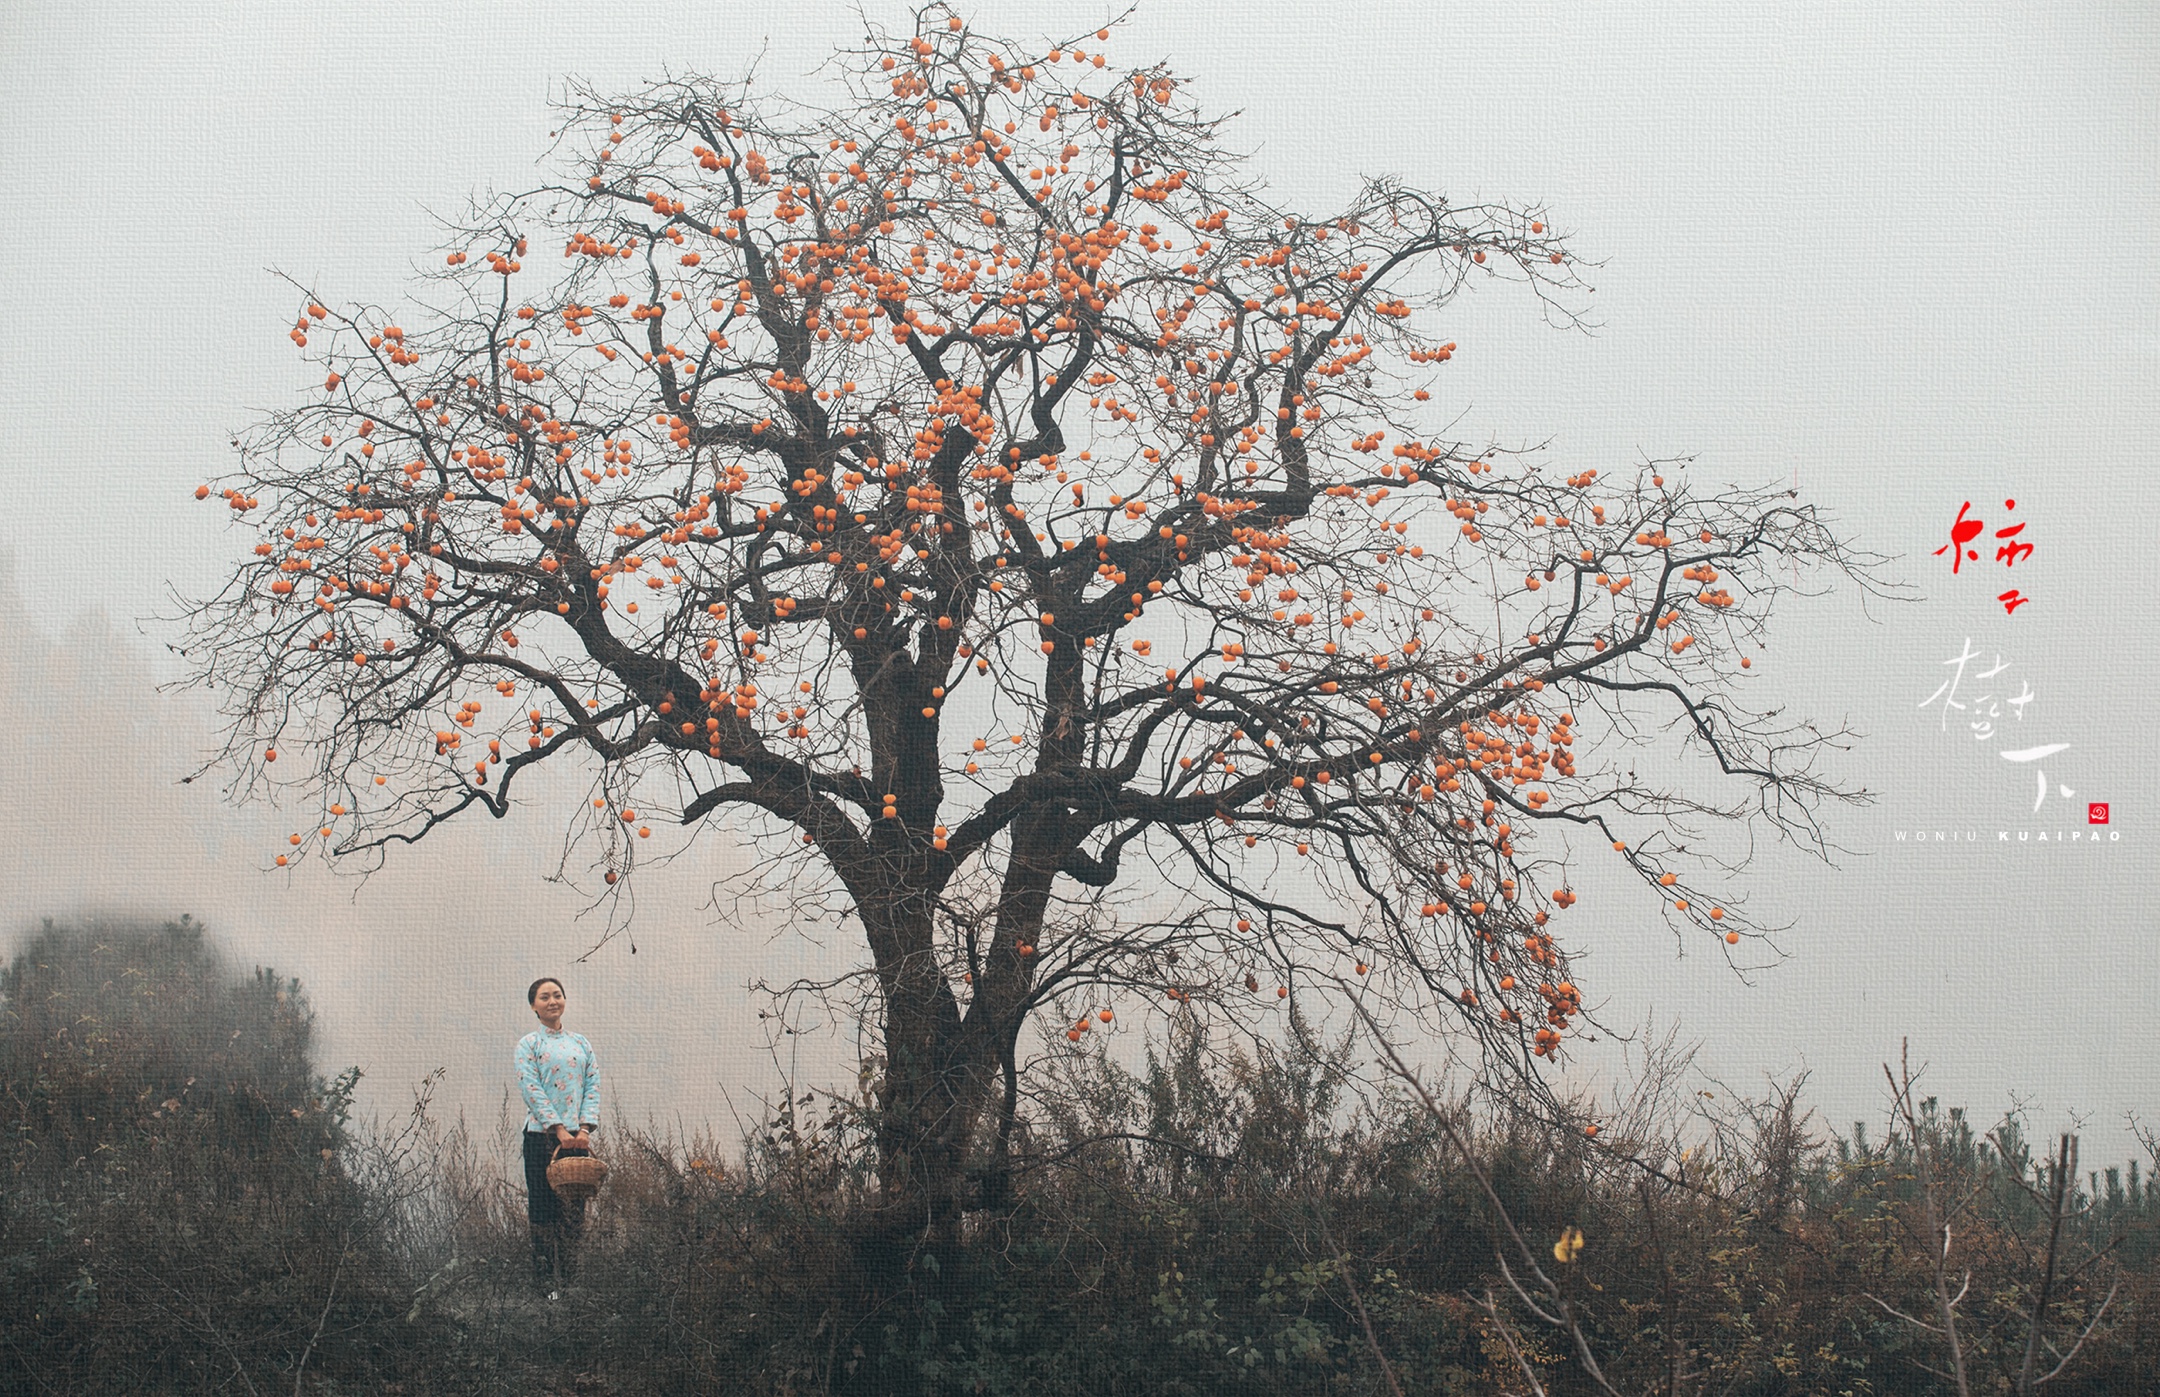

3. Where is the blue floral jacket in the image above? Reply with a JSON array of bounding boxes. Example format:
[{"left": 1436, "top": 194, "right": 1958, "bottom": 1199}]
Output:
[{"left": 515, "top": 1028, "right": 601, "bottom": 1135}]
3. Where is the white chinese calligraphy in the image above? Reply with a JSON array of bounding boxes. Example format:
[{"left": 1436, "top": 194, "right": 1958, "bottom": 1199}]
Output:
[{"left": 1919, "top": 639, "right": 2074, "bottom": 812}]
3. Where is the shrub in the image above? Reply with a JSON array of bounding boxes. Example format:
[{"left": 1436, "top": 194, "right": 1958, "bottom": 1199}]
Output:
[
  {"left": 0, "top": 916, "right": 422, "bottom": 1394},
  {"left": 6, "top": 916, "right": 2154, "bottom": 1395}
]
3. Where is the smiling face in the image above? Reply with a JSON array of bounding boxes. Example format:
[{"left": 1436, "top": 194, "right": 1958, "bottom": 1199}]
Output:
[{"left": 530, "top": 980, "right": 566, "bottom": 1031}]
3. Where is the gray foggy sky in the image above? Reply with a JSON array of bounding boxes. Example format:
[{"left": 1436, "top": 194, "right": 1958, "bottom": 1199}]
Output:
[{"left": 1, "top": 0, "right": 2155, "bottom": 1160}]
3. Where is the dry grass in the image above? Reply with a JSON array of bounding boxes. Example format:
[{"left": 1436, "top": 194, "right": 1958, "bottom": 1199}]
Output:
[{"left": 6, "top": 917, "right": 2155, "bottom": 1395}]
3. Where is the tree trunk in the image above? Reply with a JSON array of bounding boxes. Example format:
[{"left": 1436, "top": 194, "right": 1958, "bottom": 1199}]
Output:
[{"left": 859, "top": 897, "right": 994, "bottom": 1241}]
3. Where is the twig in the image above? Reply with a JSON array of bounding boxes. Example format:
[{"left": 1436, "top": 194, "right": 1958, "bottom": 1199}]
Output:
[
  {"left": 1350, "top": 993, "right": 1627, "bottom": 1397},
  {"left": 1636, "top": 1175, "right": 1689, "bottom": 1397},
  {"left": 2016, "top": 1134, "right": 2073, "bottom": 1394},
  {"left": 1883, "top": 1039, "right": 1972, "bottom": 1397},
  {"left": 293, "top": 1242, "right": 347, "bottom": 1397},
  {"left": 1863, "top": 1291, "right": 1946, "bottom": 1336},
  {"left": 1002, "top": 1129, "right": 1226, "bottom": 1175},
  {"left": 2031, "top": 1280, "right": 2119, "bottom": 1387},
  {"left": 1315, "top": 1210, "right": 1405, "bottom": 1397},
  {"left": 1473, "top": 1288, "right": 1549, "bottom": 1397}
]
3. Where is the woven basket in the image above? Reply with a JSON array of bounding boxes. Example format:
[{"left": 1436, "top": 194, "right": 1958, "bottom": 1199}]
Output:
[{"left": 546, "top": 1144, "right": 608, "bottom": 1204}]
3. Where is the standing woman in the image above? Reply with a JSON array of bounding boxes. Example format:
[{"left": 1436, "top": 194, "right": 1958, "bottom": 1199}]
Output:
[{"left": 516, "top": 977, "right": 601, "bottom": 1294}]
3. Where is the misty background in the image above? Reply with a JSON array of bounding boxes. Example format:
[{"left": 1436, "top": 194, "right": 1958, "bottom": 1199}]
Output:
[{"left": 1, "top": 0, "right": 2154, "bottom": 1162}]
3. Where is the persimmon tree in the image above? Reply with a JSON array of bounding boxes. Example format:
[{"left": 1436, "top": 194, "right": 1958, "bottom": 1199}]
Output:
[{"left": 181, "top": 11, "right": 1874, "bottom": 1232}]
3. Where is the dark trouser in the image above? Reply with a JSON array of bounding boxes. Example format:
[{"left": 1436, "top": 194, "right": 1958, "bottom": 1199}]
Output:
[{"left": 523, "top": 1129, "right": 588, "bottom": 1288}]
